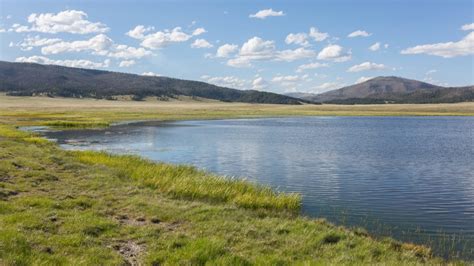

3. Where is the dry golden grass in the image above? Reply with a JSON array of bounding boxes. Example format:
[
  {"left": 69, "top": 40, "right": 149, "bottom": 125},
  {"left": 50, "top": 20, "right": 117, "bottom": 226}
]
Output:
[{"left": 0, "top": 95, "right": 473, "bottom": 128}]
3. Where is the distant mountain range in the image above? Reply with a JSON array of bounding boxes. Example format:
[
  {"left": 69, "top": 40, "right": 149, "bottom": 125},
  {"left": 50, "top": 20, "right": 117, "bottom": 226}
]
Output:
[
  {"left": 286, "top": 76, "right": 474, "bottom": 104},
  {"left": 1, "top": 61, "right": 472, "bottom": 105},
  {"left": 0, "top": 61, "right": 304, "bottom": 105}
]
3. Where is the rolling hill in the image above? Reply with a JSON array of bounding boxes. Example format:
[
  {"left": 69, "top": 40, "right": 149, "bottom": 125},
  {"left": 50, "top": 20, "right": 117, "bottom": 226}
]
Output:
[
  {"left": 287, "top": 76, "right": 474, "bottom": 104},
  {"left": 0, "top": 61, "right": 305, "bottom": 104}
]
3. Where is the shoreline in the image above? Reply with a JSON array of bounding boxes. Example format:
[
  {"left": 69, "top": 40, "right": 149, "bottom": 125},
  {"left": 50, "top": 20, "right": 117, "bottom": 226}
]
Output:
[{"left": 1, "top": 96, "right": 472, "bottom": 263}]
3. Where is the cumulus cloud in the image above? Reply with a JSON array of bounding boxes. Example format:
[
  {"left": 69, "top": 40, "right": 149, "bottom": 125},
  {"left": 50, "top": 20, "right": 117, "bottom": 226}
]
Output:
[
  {"left": 192, "top": 27, "right": 206, "bottom": 36},
  {"left": 216, "top": 43, "right": 238, "bottom": 58},
  {"left": 348, "top": 30, "right": 371, "bottom": 38},
  {"left": 41, "top": 34, "right": 113, "bottom": 55},
  {"left": 119, "top": 60, "right": 136, "bottom": 67},
  {"left": 141, "top": 72, "right": 161, "bottom": 76},
  {"left": 356, "top": 76, "right": 374, "bottom": 84},
  {"left": 296, "top": 62, "right": 328, "bottom": 72},
  {"left": 285, "top": 33, "right": 309, "bottom": 46},
  {"left": 252, "top": 76, "right": 268, "bottom": 90},
  {"left": 426, "top": 69, "right": 437, "bottom": 75},
  {"left": 126, "top": 25, "right": 154, "bottom": 39},
  {"left": 369, "top": 42, "right": 381, "bottom": 51},
  {"left": 227, "top": 36, "right": 275, "bottom": 67},
  {"left": 461, "top": 23, "right": 474, "bottom": 31},
  {"left": 191, "top": 38, "right": 213, "bottom": 48},
  {"left": 401, "top": 31, "right": 474, "bottom": 58},
  {"left": 275, "top": 48, "right": 316, "bottom": 62},
  {"left": 249, "top": 9, "right": 285, "bottom": 19},
  {"left": 226, "top": 36, "right": 317, "bottom": 67},
  {"left": 15, "top": 55, "right": 110, "bottom": 68},
  {"left": 201, "top": 75, "right": 249, "bottom": 89},
  {"left": 39, "top": 34, "right": 152, "bottom": 59},
  {"left": 14, "top": 35, "right": 61, "bottom": 51},
  {"left": 272, "top": 75, "right": 300, "bottom": 83},
  {"left": 347, "top": 62, "right": 386, "bottom": 72},
  {"left": 285, "top": 27, "right": 328, "bottom": 46},
  {"left": 313, "top": 82, "right": 344, "bottom": 92},
  {"left": 127, "top": 26, "right": 204, "bottom": 49},
  {"left": 11, "top": 10, "right": 108, "bottom": 34},
  {"left": 309, "top": 27, "right": 329, "bottom": 41},
  {"left": 317, "top": 44, "right": 351, "bottom": 62}
]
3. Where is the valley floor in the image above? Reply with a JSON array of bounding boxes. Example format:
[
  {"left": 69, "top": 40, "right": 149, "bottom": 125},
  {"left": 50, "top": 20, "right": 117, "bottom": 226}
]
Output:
[{"left": 1, "top": 95, "right": 472, "bottom": 265}]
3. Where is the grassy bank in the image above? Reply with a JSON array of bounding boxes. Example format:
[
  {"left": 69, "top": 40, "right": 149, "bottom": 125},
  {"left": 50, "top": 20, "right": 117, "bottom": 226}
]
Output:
[
  {"left": 1, "top": 96, "right": 472, "bottom": 264},
  {"left": 0, "top": 126, "right": 453, "bottom": 265}
]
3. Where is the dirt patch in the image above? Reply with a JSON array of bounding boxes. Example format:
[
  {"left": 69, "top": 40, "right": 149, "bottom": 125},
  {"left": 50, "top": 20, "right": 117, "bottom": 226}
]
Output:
[{"left": 112, "top": 241, "right": 144, "bottom": 266}]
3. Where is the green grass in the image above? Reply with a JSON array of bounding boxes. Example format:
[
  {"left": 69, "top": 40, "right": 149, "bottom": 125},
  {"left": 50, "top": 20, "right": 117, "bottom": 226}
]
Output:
[
  {"left": 42, "top": 120, "right": 110, "bottom": 129},
  {"left": 0, "top": 126, "right": 463, "bottom": 265},
  {"left": 75, "top": 151, "right": 301, "bottom": 211},
  {"left": 0, "top": 96, "right": 472, "bottom": 264}
]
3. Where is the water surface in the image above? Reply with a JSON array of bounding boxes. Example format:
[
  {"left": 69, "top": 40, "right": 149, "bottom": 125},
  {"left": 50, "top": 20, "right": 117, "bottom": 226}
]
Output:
[{"left": 45, "top": 117, "right": 474, "bottom": 258}]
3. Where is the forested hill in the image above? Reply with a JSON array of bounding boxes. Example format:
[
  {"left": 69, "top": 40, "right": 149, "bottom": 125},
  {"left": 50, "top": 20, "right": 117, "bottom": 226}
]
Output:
[
  {"left": 287, "top": 76, "right": 474, "bottom": 104},
  {"left": 0, "top": 61, "right": 305, "bottom": 104}
]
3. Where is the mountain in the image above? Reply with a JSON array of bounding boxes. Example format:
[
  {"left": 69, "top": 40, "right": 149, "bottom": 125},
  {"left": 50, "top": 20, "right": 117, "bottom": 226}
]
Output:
[
  {"left": 0, "top": 61, "right": 305, "bottom": 104},
  {"left": 287, "top": 76, "right": 474, "bottom": 104}
]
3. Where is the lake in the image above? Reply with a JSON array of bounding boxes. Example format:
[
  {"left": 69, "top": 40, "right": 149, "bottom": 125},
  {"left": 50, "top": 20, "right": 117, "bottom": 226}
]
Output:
[{"left": 44, "top": 116, "right": 474, "bottom": 258}]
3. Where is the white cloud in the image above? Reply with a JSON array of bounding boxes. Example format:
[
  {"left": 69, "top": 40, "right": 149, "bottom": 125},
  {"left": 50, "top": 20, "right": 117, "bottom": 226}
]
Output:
[
  {"left": 347, "top": 61, "right": 386, "bottom": 72},
  {"left": 128, "top": 26, "right": 201, "bottom": 49},
  {"left": 15, "top": 55, "right": 110, "bottom": 68},
  {"left": 216, "top": 43, "right": 238, "bottom": 58},
  {"left": 285, "top": 33, "right": 309, "bottom": 46},
  {"left": 296, "top": 62, "right": 328, "bottom": 72},
  {"left": 141, "top": 72, "right": 161, "bottom": 76},
  {"left": 126, "top": 25, "right": 154, "bottom": 39},
  {"left": 41, "top": 34, "right": 113, "bottom": 55},
  {"left": 227, "top": 36, "right": 275, "bottom": 67},
  {"left": 317, "top": 44, "right": 351, "bottom": 62},
  {"left": 191, "top": 38, "right": 213, "bottom": 48},
  {"left": 252, "top": 77, "right": 268, "bottom": 90},
  {"left": 249, "top": 9, "right": 285, "bottom": 19},
  {"left": 38, "top": 34, "right": 152, "bottom": 59},
  {"left": 384, "top": 43, "right": 389, "bottom": 48},
  {"left": 226, "top": 36, "right": 317, "bottom": 67},
  {"left": 201, "top": 75, "right": 249, "bottom": 89},
  {"left": 275, "top": 48, "right": 316, "bottom": 62},
  {"left": 426, "top": 69, "right": 437, "bottom": 75},
  {"left": 356, "top": 76, "right": 373, "bottom": 84},
  {"left": 107, "top": 44, "right": 152, "bottom": 59},
  {"left": 14, "top": 35, "right": 61, "bottom": 51},
  {"left": 272, "top": 75, "right": 300, "bottom": 83},
  {"left": 192, "top": 27, "right": 206, "bottom": 36},
  {"left": 309, "top": 27, "right": 329, "bottom": 41},
  {"left": 348, "top": 30, "right": 371, "bottom": 38},
  {"left": 461, "top": 23, "right": 474, "bottom": 31},
  {"left": 0, "top": 28, "right": 5, "bottom": 33},
  {"left": 11, "top": 10, "right": 108, "bottom": 34},
  {"left": 313, "top": 82, "right": 344, "bottom": 92},
  {"left": 369, "top": 42, "right": 381, "bottom": 51},
  {"left": 119, "top": 60, "right": 136, "bottom": 67},
  {"left": 401, "top": 32, "right": 474, "bottom": 58}
]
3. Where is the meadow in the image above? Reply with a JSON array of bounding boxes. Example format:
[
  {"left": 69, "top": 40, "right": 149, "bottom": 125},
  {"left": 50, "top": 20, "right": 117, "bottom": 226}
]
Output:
[{"left": 1, "top": 95, "right": 473, "bottom": 265}]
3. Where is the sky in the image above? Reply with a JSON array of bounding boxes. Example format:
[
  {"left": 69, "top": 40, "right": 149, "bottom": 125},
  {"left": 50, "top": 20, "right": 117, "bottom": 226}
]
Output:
[{"left": 0, "top": 0, "right": 473, "bottom": 94}]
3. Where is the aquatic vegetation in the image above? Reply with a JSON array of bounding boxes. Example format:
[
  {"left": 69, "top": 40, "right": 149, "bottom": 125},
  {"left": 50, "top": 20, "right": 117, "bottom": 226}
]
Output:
[{"left": 75, "top": 151, "right": 301, "bottom": 211}]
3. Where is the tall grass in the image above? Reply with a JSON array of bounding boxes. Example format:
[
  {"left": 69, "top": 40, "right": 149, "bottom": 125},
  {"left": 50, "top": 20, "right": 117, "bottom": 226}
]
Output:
[
  {"left": 42, "top": 120, "right": 109, "bottom": 128},
  {"left": 74, "top": 151, "right": 301, "bottom": 212}
]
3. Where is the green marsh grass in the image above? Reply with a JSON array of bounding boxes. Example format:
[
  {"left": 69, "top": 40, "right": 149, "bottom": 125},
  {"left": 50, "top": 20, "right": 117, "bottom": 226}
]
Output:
[{"left": 75, "top": 151, "right": 301, "bottom": 211}]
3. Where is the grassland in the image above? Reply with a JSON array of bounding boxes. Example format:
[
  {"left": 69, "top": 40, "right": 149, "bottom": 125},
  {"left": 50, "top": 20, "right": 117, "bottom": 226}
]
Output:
[{"left": 1, "top": 95, "right": 473, "bottom": 265}]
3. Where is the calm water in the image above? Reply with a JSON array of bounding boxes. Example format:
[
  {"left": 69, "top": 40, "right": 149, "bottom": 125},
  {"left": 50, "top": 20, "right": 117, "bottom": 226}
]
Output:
[{"left": 44, "top": 117, "right": 474, "bottom": 258}]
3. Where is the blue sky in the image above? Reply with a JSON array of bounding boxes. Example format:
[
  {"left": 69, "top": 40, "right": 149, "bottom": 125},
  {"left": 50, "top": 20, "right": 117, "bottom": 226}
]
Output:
[{"left": 1, "top": 0, "right": 473, "bottom": 93}]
